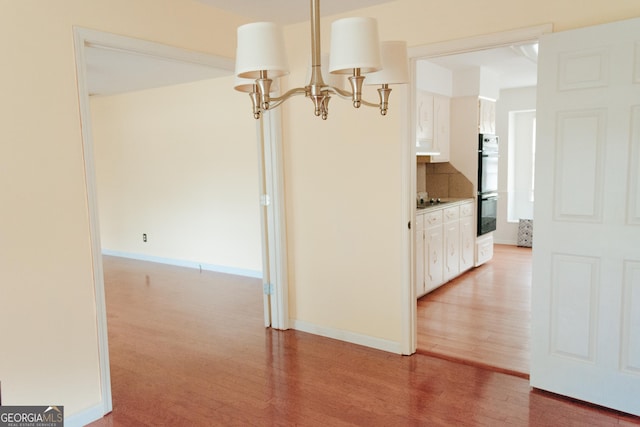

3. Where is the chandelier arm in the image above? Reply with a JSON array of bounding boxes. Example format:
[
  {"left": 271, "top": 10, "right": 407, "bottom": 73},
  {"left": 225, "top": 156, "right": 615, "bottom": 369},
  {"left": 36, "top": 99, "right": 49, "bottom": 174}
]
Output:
[
  {"left": 325, "top": 86, "right": 379, "bottom": 108},
  {"left": 267, "top": 87, "right": 308, "bottom": 108},
  {"left": 358, "top": 99, "right": 380, "bottom": 108}
]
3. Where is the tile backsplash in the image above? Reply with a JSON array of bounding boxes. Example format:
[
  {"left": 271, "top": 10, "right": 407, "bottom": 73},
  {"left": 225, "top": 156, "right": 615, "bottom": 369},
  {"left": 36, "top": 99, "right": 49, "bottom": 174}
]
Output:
[{"left": 417, "top": 162, "right": 473, "bottom": 199}]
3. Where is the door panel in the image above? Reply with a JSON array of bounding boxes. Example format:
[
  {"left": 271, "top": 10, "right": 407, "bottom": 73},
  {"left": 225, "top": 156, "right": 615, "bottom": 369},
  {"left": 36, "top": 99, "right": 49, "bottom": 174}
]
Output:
[
  {"left": 532, "top": 17, "right": 640, "bottom": 416},
  {"left": 629, "top": 107, "right": 640, "bottom": 225},
  {"left": 622, "top": 260, "right": 640, "bottom": 374}
]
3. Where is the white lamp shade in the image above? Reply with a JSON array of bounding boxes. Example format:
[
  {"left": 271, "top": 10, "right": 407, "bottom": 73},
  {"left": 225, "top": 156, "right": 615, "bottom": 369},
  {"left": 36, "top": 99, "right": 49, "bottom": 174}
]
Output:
[
  {"left": 329, "top": 17, "right": 381, "bottom": 74},
  {"left": 235, "top": 22, "right": 289, "bottom": 79},
  {"left": 364, "top": 41, "right": 409, "bottom": 85},
  {"left": 234, "top": 76, "right": 279, "bottom": 93}
]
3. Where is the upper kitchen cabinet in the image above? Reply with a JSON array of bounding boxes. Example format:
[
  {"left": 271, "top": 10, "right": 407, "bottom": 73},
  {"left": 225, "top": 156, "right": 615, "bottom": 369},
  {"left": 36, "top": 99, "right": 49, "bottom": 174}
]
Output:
[
  {"left": 415, "top": 60, "right": 453, "bottom": 162},
  {"left": 416, "top": 91, "right": 450, "bottom": 162},
  {"left": 432, "top": 95, "right": 450, "bottom": 162},
  {"left": 416, "top": 90, "right": 434, "bottom": 153},
  {"left": 478, "top": 97, "right": 496, "bottom": 134}
]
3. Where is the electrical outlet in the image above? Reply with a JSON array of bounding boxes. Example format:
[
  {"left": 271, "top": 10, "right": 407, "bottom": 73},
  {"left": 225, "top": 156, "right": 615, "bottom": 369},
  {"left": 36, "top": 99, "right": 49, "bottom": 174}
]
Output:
[{"left": 143, "top": 233, "right": 147, "bottom": 243}]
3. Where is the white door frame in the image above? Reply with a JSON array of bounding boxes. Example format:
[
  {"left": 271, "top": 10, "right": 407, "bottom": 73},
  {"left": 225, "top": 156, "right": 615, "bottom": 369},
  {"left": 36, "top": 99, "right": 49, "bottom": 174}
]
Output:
[
  {"left": 258, "top": 107, "right": 290, "bottom": 330},
  {"left": 73, "top": 27, "right": 288, "bottom": 416},
  {"left": 402, "top": 24, "right": 552, "bottom": 355}
]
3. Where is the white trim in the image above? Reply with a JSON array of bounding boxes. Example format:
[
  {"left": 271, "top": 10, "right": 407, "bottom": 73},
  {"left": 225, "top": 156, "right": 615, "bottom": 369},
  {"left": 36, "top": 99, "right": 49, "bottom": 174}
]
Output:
[
  {"left": 73, "top": 27, "right": 112, "bottom": 416},
  {"left": 400, "top": 81, "right": 416, "bottom": 355},
  {"left": 403, "top": 24, "right": 553, "bottom": 359},
  {"left": 256, "top": 109, "right": 273, "bottom": 327},
  {"left": 409, "top": 24, "right": 553, "bottom": 59},
  {"left": 64, "top": 403, "right": 105, "bottom": 427},
  {"left": 262, "top": 108, "right": 290, "bottom": 330},
  {"left": 101, "top": 250, "right": 263, "bottom": 278},
  {"left": 291, "top": 320, "right": 402, "bottom": 354},
  {"left": 79, "top": 28, "right": 234, "bottom": 70},
  {"left": 73, "top": 26, "right": 237, "bottom": 419}
]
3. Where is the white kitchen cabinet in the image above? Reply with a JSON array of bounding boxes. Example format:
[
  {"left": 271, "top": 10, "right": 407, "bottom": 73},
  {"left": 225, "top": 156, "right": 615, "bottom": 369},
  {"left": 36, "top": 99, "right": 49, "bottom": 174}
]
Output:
[
  {"left": 424, "top": 210, "right": 444, "bottom": 294},
  {"left": 443, "top": 206, "right": 460, "bottom": 282},
  {"left": 417, "top": 200, "right": 476, "bottom": 298},
  {"left": 416, "top": 91, "right": 434, "bottom": 154},
  {"left": 416, "top": 91, "right": 450, "bottom": 162},
  {"left": 459, "top": 201, "right": 475, "bottom": 273},
  {"left": 415, "top": 213, "right": 425, "bottom": 296},
  {"left": 430, "top": 95, "right": 450, "bottom": 162},
  {"left": 478, "top": 98, "right": 496, "bottom": 134},
  {"left": 475, "top": 234, "right": 494, "bottom": 267}
]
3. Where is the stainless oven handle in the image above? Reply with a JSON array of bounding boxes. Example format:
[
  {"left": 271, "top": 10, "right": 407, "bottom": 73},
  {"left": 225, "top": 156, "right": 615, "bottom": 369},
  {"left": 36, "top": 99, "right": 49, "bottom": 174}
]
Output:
[{"left": 480, "top": 194, "right": 499, "bottom": 200}]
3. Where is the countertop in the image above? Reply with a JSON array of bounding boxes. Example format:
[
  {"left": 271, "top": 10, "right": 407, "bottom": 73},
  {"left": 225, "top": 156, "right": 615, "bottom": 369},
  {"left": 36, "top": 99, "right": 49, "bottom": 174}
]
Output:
[{"left": 416, "top": 197, "right": 474, "bottom": 212}]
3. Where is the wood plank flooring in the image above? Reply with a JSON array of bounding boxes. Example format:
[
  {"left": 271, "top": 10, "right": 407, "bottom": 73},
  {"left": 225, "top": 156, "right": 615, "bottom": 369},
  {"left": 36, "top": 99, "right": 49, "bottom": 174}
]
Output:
[
  {"left": 417, "top": 244, "right": 532, "bottom": 377},
  {"left": 87, "top": 255, "right": 640, "bottom": 426}
]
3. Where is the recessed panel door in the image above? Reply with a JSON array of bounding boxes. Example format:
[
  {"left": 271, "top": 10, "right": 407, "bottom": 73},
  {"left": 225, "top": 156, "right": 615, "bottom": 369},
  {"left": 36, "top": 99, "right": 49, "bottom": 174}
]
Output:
[{"left": 532, "top": 17, "right": 640, "bottom": 416}]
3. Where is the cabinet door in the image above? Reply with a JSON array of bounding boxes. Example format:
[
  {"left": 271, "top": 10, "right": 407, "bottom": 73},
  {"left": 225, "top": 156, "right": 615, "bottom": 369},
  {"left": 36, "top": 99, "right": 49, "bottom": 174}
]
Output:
[
  {"left": 443, "top": 206, "right": 460, "bottom": 281},
  {"left": 479, "top": 98, "right": 496, "bottom": 134},
  {"left": 475, "top": 234, "right": 494, "bottom": 267},
  {"left": 460, "top": 216, "right": 474, "bottom": 272},
  {"left": 443, "top": 220, "right": 460, "bottom": 281},
  {"left": 415, "top": 214, "right": 425, "bottom": 297},
  {"left": 416, "top": 91, "right": 434, "bottom": 153},
  {"left": 425, "top": 225, "right": 444, "bottom": 293},
  {"left": 459, "top": 202, "right": 475, "bottom": 272},
  {"left": 431, "top": 95, "right": 450, "bottom": 163}
]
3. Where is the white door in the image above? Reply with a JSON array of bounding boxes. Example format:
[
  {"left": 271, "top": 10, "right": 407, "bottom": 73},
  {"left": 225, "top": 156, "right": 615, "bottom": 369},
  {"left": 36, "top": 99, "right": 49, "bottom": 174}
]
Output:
[{"left": 532, "top": 16, "right": 640, "bottom": 416}]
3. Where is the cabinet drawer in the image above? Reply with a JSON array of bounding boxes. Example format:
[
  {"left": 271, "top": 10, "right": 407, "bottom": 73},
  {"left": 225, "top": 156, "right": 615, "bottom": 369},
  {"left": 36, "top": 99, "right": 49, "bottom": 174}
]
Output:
[
  {"left": 424, "top": 210, "right": 443, "bottom": 227},
  {"left": 460, "top": 201, "right": 474, "bottom": 218},
  {"left": 443, "top": 206, "right": 459, "bottom": 222}
]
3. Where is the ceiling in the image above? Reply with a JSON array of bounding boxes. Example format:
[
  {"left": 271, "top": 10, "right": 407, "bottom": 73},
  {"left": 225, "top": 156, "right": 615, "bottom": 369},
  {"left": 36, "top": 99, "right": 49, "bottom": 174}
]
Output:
[
  {"left": 85, "top": 1, "right": 537, "bottom": 96},
  {"left": 423, "top": 43, "right": 539, "bottom": 90}
]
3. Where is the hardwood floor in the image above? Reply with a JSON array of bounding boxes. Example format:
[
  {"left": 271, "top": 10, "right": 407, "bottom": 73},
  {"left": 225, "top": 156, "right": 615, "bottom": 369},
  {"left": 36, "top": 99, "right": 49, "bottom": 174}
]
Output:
[
  {"left": 86, "top": 255, "right": 640, "bottom": 426},
  {"left": 417, "top": 244, "right": 532, "bottom": 377}
]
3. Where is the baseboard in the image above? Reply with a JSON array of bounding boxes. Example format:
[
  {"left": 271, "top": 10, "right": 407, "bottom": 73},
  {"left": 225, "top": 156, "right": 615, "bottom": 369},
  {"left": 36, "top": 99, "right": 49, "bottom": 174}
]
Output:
[
  {"left": 290, "top": 319, "right": 402, "bottom": 354},
  {"left": 101, "top": 250, "right": 262, "bottom": 279},
  {"left": 64, "top": 403, "right": 105, "bottom": 427},
  {"left": 493, "top": 238, "right": 518, "bottom": 245}
]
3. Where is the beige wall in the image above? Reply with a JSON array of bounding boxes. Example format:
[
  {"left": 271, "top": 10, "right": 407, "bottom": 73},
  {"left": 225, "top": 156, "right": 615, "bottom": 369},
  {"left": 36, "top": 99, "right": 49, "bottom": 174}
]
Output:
[
  {"left": 1, "top": 0, "right": 639, "bottom": 421},
  {"left": 0, "top": 0, "right": 247, "bottom": 419},
  {"left": 90, "top": 77, "right": 262, "bottom": 275}
]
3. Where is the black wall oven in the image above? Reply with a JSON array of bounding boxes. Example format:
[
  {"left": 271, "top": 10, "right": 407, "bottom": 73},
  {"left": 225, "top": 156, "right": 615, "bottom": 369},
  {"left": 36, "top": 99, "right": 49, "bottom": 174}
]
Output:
[{"left": 478, "top": 134, "right": 499, "bottom": 236}]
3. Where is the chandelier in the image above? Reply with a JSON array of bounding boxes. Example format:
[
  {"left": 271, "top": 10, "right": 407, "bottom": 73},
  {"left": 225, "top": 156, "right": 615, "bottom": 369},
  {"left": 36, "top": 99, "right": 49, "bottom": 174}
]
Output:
[{"left": 233, "top": 0, "right": 409, "bottom": 120}]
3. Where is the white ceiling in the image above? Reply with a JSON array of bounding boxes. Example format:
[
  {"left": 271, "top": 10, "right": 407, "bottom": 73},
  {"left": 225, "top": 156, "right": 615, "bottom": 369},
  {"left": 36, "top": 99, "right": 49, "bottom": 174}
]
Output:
[
  {"left": 423, "top": 43, "right": 539, "bottom": 90},
  {"left": 85, "top": 0, "right": 538, "bottom": 96}
]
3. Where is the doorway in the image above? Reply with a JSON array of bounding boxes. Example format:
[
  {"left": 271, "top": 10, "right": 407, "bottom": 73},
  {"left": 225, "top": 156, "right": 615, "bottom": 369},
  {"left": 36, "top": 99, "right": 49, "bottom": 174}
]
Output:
[
  {"left": 73, "top": 28, "right": 288, "bottom": 417},
  {"left": 408, "top": 25, "right": 549, "bottom": 373}
]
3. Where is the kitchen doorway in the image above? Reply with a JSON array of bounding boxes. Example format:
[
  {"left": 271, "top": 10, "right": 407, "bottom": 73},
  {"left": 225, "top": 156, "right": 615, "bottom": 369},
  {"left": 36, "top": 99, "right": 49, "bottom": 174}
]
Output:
[{"left": 408, "top": 26, "right": 546, "bottom": 374}]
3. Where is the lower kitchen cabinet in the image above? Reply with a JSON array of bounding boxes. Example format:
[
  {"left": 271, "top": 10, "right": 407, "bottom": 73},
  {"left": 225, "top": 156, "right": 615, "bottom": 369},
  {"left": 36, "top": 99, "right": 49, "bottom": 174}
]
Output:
[
  {"left": 443, "top": 205, "right": 460, "bottom": 282},
  {"left": 459, "top": 202, "right": 475, "bottom": 272},
  {"left": 424, "top": 212, "right": 444, "bottom": 293},
  {"left": 475, "top": 233, "right": 494, "bottom": 267},
  {"left": 417, "top": 199, "right": 475, "bottom": 298},
  {"left": 415, "top": 213, "right": 425, "bottom": 295}
]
